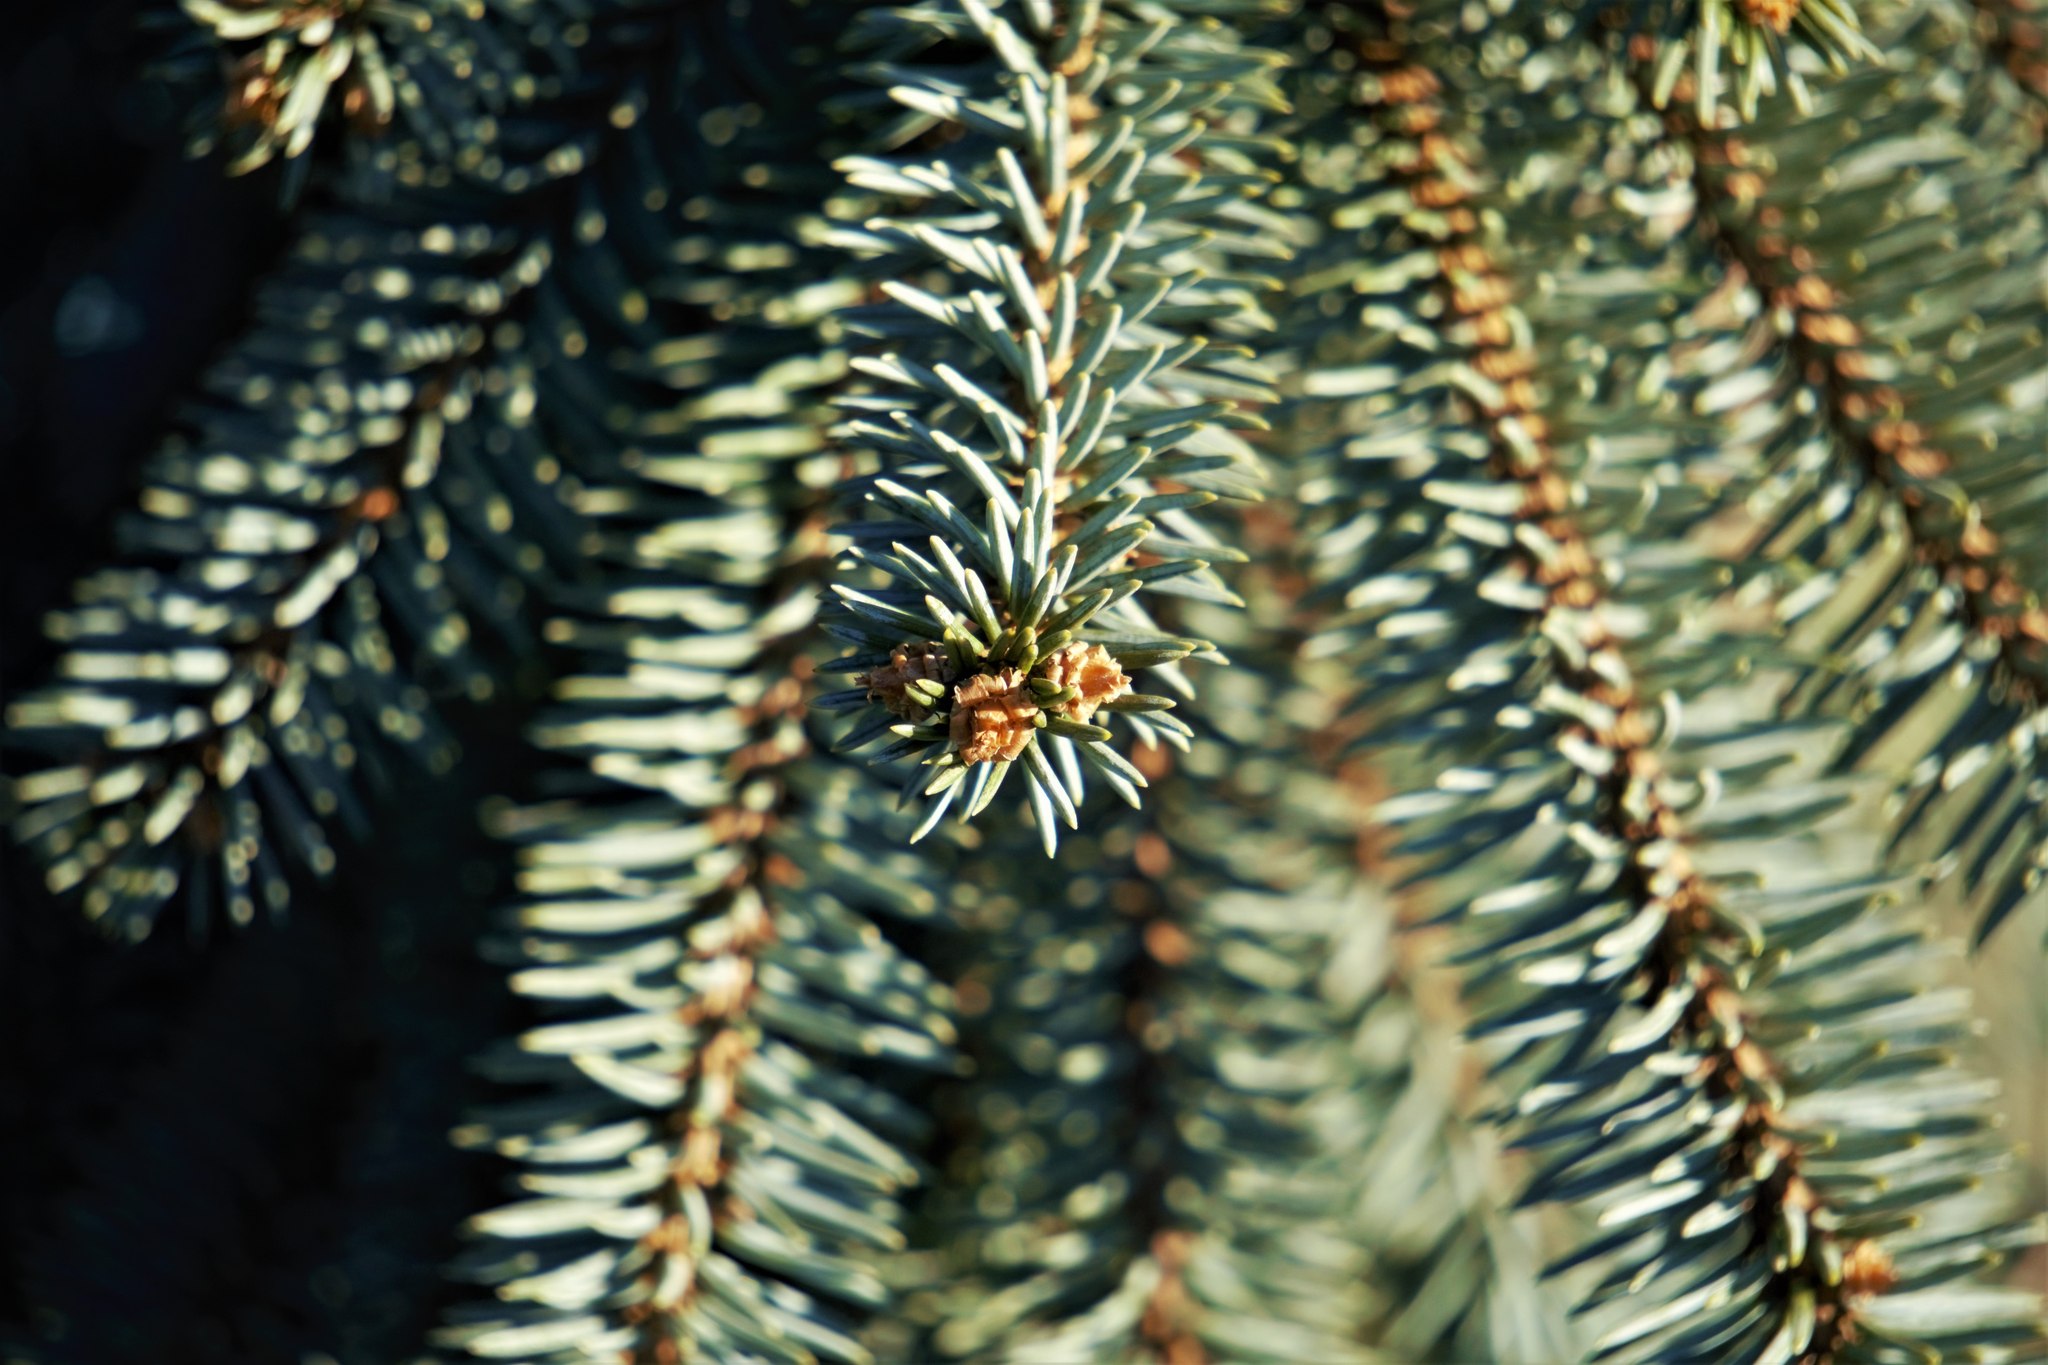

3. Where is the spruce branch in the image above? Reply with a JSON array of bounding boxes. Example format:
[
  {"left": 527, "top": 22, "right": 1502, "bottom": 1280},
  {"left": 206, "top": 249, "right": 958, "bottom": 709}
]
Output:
[
  {"left": 889, "top": 733, "right": 1391, "bottom": 1363},
  {"left": 1332, "top": 51, "right": 1881, "bottom": 1360},
  {"left": 1293, "top": 582, "right": 1585, "bottom": 1358},
  {"left": 436, "top": 10, "right": 960, "bottom": 1359},
  {"left": 5, "top": 220, "right": 572, "bottom": 939},
  {"left": 882, "top": 453, "right": 1570, "bottom": 1362},
  {"left": 3, "top": 5, "right": 680, "bottom": 940},
  {"left": 819, "top": 0, "right": 1290, "bottom": 852},
  {"left": 172, "top": 0, "right": 605, "bottom": 177},
  {"left": 1314, "top": 733, "right": 1583, "bottom": 1364},
  {"left": 1640, "top": 29, "right": 2048, "bottom": 943},
  {"left": 1661, "top": 68, "right": 2047, "bottom": 679},
  {"left": 885, "top": 550, "right": 1577, "bottom": 1362},
  {"left": 1578, "top": 0, "right": 1878, "bottom": 124},
  {"left": 1346, "top": 970, "right": 1578, "bottom": 1364},
  {"left": 1293, "top": 11, "right": 2046, "bottom": 1359}
]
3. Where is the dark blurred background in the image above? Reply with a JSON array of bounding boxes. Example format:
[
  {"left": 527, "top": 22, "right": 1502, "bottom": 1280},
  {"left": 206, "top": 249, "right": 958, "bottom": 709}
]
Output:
[{"left": 0, "top": 7, "right": 523, "bottom": 1358}]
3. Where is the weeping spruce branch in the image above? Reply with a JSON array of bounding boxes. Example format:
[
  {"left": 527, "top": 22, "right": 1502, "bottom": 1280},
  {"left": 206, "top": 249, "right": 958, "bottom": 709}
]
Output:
[
  {"left": 819, "top": 0, "right": 1287, "bottom": 853},
  {"left": 1644, "top": 42, "right": 2048, "bottom": 943},
  {"left": 178, "top": 0, "right": 591, "bottom": 176},
  {"left": 4, "top": 2, "right": 2044, "bottom": 1360},
  {"left": 5, "top": 218, "right": 567, "bottom": 939},
  {"left": 3, "top": 4, "right": 674, "bottom": 939},
  {"left": 1307, "top": 12, "right": 2042, "bottom": 1360},
  {"left": 904, "top": 754, "right": 1228, "bottom": 1364},
  {"left": 435, "top": 12, "right": 959, "bottom": 1360},
  {"left": 571, "top": 623, "right": 823, "bottom": 1361},
  {"left": 901, "top": 733, "right": 1395, "bottom": 1362},
  {"left": 1361, "top": 53, "right": 1883, "bottom": 1362}
]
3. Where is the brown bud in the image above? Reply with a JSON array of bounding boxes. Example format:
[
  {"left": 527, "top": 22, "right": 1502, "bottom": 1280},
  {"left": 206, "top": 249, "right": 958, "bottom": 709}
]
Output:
[
  {"left": 949, "top": 669, "right": 1038, "bottom": 765},
  {"left": 1497, "top": 377, "right": 1540, "bottom": 414},
  {"left": 1867, "top": 418, "right": 1921, "bottom": 453},
  {"left": 857, "top": 642, "right": 954, "bottom": 720},
  {"left": 1475, "top": 346, "right": 1535, "bottom": 382},
  {"left": 1469, "top": 310, "right": 1513, "bottom": 347},
  {"left": 1411, "top": 176, "right": 1467, "bottom": 209},
  {"left": 1144, "top": 918, "right": 1193, "bottom": 966},
  {"left": 1893, "top": 445, "right": 1951, "bottom": 480},
  {"left": 1958, "top": 521, "right": 2001, "bottom": 559},
  {"left": 1133, "top": 831, "right": 1172, "bottom": 879},
  {"left": 675, "top": 1125, "right": 724, "bottom": 1187},
  {"left": 1739, "top": 0, "right": 1802, "bottom": 34},
  {"left": 1721, "top": 171, "right": 1767, "bottom": 203},
  {"left": 1450, "top": 278, "right": 1511, "bottom": 319},
  {"left": 223, "top": 50, "right": 285, "bottom": 129},
  {"left": 1038, "top": 643, "right": 1132, "bottom": 722},
  {"left": 356, "top": 486, "right": 400, "bottom": 522},
  {"left": 1841, "top": 1238, "right": 1899, "bottom": 1298}
]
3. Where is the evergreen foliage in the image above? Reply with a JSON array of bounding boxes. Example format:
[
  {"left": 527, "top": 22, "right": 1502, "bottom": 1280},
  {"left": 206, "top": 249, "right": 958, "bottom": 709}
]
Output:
[
  {"left": 170, "top": 0, "right": 605, "bottom": 178},
  {"left": 2, "top": 0, "right": 2043, "bottom": 1362},
  {"left": 819, "top": 0, "right": 1288, "bottom": 846},
  {"left": 432, "top": 11, "right": 958, "bottom": 1357}
]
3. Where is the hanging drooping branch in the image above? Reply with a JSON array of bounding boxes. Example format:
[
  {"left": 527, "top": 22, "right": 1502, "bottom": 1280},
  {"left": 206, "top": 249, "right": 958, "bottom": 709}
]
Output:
[
  {"left": 174, "top": 0, "right": 605, "bottom": 176},
  {"left": 896, "top": 730, "right": 1393, "bottom": 1363},
  {"left": 6, "top": 216, "right": 569, "bottom": 938},
  {"left": 436, "top": 9, "right": 961, "bottom": 1359},
  {"left": 1368, "top": 50, "right": 1879, "bottom": 1363},
  {"left": 4, "top": 6, "right": 686, "bottom": 939},
  {"left": 816, "top": 0, "right": 1291, "bottom": 852},
  {"left": 1297, "top": 6, "right": 2042, "bottom": 1358},
  {"left": 1644, "top": 20, "right": 2048, "bottom": 941}
]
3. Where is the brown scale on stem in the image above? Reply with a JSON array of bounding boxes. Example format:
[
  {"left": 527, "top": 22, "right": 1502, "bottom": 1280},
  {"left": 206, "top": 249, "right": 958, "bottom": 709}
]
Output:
[
  {"left": 1039, "top": 642, "right": 1131, "bottom": 721},
  {"left": 857, "top": 642, "right": 955, "bottom": 720},
  {"left": 1359, "top": 25, "right": 1878, "bottom": 1360},
  {"left": 949, "top": 668, "right": 1041, "bottom": 764},
  {"left": 1139, "top": 1228, "right": 1207, "bottom": 1365}
]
